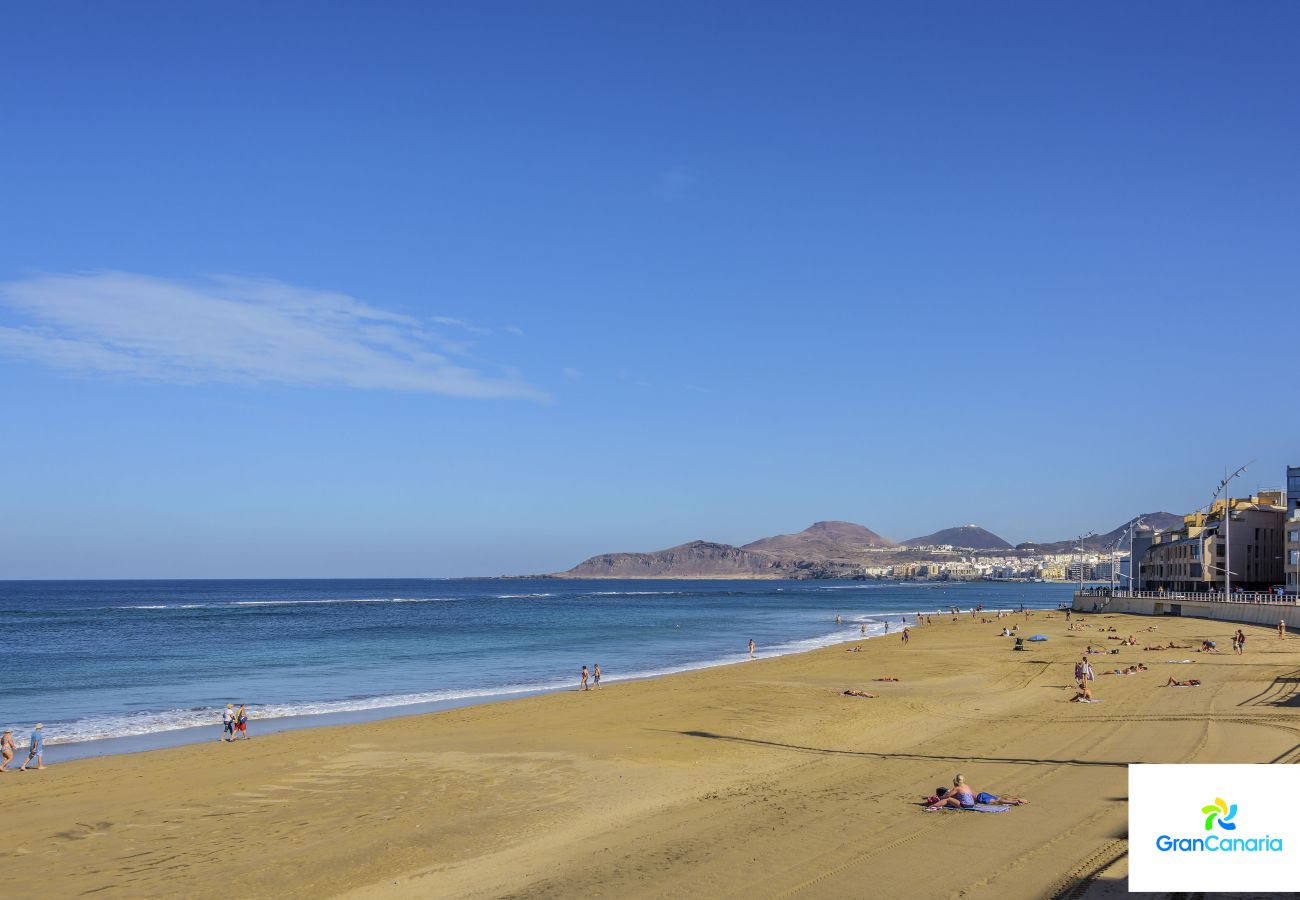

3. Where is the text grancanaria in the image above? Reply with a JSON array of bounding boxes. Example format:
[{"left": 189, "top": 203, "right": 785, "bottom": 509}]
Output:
[{"left": 1156, "top": 835, "right": 1284, "bottom": 852}]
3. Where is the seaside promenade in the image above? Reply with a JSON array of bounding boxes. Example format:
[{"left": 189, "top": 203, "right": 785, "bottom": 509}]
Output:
[{"left": 4, "top": 610, "right": 1298, "bottom": 898}]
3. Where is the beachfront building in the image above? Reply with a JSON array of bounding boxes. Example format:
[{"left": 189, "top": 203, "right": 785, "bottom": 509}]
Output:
[
  {"left": 1286, "top": 514, "right": 1300, "bottom": 596},
  {"left": 1141, "top": 492, "right": 1286, "bottom": 593},
  {"left": 1288, "top": 464, "right": 1300, "bottom": 519}
]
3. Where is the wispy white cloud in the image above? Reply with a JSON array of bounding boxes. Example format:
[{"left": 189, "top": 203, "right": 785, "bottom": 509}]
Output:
[
  {"left": 504, "top": 324, "right": 526, "bottom": 337},
  {"left": 0, "top": 272, "right": 545, "bottom": 400}
]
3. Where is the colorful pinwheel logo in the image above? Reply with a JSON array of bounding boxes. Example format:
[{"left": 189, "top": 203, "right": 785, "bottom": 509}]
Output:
[{"left": 1201, "top": 798, "right": 1237, "bottom": 831}]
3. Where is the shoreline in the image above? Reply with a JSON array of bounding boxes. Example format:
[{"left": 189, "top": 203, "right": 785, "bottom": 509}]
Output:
[{"left": 36, "top": 605, "right": 1031, "bottom": 762}]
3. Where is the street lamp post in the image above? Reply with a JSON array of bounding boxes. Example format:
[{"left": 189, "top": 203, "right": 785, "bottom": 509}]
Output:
[
  {"left": 1076, "top": 531, "right": 1096, "bottom": 592},
  {"left": 1213, "top": 463, "right": 1251, "bottom": 596},
  {"left": 1128, "top": 515, "right": 1146, "bottom": 595}
]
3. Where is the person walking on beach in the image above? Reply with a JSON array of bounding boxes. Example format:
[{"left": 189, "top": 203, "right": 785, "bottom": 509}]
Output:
[
  {"left": 1, "top": 729, "right": 14, "bottom": 772},
  {"left": 580, "top": 665, "right": 589, "bottom": 690},
  {"left": 592, "top": 663, "right": 601, "bottom": 689},
  {"left": 1236, "top": 629, "right": 1246, "bottom": 654},
  {"left": 221, "top": 704, "right": 235, "bottom": 742},
  {"left": 901, "top": 627, "right": 910, "bottom": 644},
  {"left": 748, "top": 639, "right": 756, "bottom": 660},
  {"left": 19, "top": 724, "right": 44, "bottom": 771},
  {"left": 1280, "top": 620, "right": 1288, "bottom": 639},
  {"left": 234, "top": 705, "right": 249, "bottom": 740}
]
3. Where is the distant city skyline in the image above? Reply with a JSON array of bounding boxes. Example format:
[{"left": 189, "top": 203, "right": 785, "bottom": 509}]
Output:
[{"left": 1, "top": 4, "right": 1295, "bottom": 578}]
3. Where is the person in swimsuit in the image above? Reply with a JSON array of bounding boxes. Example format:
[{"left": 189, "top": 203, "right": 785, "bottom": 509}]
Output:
[
  {"left": 1, "top": 729, "right": 14, "bottom": 771},
  {"left": 234, "top": 705, "right": 248, "bottom": 739},
  {"left": 222, "top": 705, "right": 235, "bottom": 742},
  {"left": 580, "top": 665, "right": 589, "bottom": 690},
  {"left": 1166, "top": 677, "right": 1201, "bottom": 686},
  {"left": 949, "top": 775, "right": 977, "bottom": 808},
  {"left": 1280, "top": 620, "right": 1287, "bottom": 638},
  {"left": 901, "top": 627, "right": 910, "bottom": 644},
  {"left": 748, "top": 639, "right": 755, "bottom": 660},
  {"left": 1236, "top": 630, "right": 1246, "bottom": 654},
  {"left": 19, "top": 724, "right": 45, "bottom": 770},
  {"left": 592, "top": 664, "right": 601, "bottom": 689}
]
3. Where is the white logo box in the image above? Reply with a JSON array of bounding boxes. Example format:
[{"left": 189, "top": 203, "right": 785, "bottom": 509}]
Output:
[{"left": 1129, "top": 764, "right": 1298, "bottom": 892}]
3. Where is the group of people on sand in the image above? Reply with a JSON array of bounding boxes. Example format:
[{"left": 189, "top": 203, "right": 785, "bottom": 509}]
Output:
[
  {"left": 1, "top": 724, "right": 44, "bottom": 772},
  {"left": 924, "top": 774, "right": 1029, "bottom": 810},
  {"left": 579, "top": 664, "right": 602, "bottom": 690},
  {"left": 221, "top": 704, "right": 250, "bottom": 741}
]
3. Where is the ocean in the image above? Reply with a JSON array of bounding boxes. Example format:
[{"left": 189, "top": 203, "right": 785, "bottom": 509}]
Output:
[{"left": 0, "top": 578, "right": 1077, "bottom": 756}]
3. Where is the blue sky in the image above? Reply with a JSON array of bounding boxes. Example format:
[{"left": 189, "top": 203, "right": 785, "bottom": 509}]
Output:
[{"left": 1, "top": 2, "right": 1296, "bottom": 577}]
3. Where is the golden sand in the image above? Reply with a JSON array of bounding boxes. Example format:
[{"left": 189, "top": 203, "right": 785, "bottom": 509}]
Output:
[{"left": 4, "top": 611, "right": 1297, "bottom": 898}]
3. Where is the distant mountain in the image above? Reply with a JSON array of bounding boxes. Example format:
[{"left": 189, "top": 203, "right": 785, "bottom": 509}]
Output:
[
  {"left": 741, "top": 521, "right": 895, "bottom": 559},
  {"left": 1015, "top": 512, "right": 1183, "bottom": 553},
  {"left": 560, "top": 521, "right": 895, "bottom": 580},
  {"left": 902, "top": 524, "right": 1012, "bottom": 551},
  {"left": 561, "top": 540, "right": 782, "bottom": 578}
]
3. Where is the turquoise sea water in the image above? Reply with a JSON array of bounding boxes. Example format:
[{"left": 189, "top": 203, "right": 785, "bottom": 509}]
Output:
[{"left": 0, "top": 578, "right": 1076, "bottom": 752}]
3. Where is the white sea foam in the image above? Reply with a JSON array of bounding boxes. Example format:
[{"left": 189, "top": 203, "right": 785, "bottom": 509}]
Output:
[
  {"left": 33, "top": 623, "right": 890, "bottom": 748},
  {"left": 112, "top": 597, "right": 452, "bottom": 610}
]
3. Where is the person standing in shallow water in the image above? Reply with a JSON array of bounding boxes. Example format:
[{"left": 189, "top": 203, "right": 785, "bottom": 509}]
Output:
[
  {"left": 592, "top": 663, "right": 601, "bottom": 689},
  {"left": 1, "top": 729, "right": 15, "bottom": 772},
  {"left": 748, "top": 639, "right": 755, "bottom": 659},
  {"left": 580, "top": 665, "right": 589, "bottom": 691}
]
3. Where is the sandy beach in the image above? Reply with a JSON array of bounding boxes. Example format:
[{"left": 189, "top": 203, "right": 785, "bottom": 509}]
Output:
[{"left": 4, "top": 609, "right": 1298, "bottom": 898}]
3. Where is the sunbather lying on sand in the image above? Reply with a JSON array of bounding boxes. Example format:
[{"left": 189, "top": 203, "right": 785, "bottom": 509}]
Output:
[
  {"left": 1165, "top": 678, "right": 1201, "bottom": 687},
  {"left": 1103, "top": 664, "right": 1147, "bottom": 675},
  {"left": 873, "top": 677, "right": 900, "bottom": 682},
  {"left": 925, "top": 774, "right": 1029, "bottom": 809},
  {"left": 842, "top": 689, "right": 877, "bottom": 698},
  {"left": 1070, "top": 685, "right": 1095, "bottom": 701}
]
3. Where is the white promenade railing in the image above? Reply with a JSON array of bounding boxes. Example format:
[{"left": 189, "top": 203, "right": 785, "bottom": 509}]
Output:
[{"left": 1077, "top": 588, "right": 1299, "bottom": 606}]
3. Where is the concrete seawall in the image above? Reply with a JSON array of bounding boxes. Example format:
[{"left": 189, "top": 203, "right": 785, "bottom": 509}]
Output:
[{"left": 1073, "top": 591, "right": 1300, "bottom": 629}]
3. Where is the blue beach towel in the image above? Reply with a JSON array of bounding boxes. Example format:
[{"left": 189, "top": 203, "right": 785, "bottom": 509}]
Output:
[
  {"left": 924, "top": 804, "right": 1012, "bottom": 813},
  {"left": 1028, "top": 634, "right": 1048, "bottom": 641}
]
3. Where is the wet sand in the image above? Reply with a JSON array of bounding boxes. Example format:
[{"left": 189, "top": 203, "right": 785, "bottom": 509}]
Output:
[{"left": 3, "top": 610, "right": 1297, "bottom": 898}]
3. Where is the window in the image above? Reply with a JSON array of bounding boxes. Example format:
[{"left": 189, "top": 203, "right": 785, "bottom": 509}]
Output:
[
  {"left": 1289, "top": 530, "right": 1299, "bottom": 543},
  {"left": 1291, "top": 550, "right": 1300, "bottom": 566}
]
